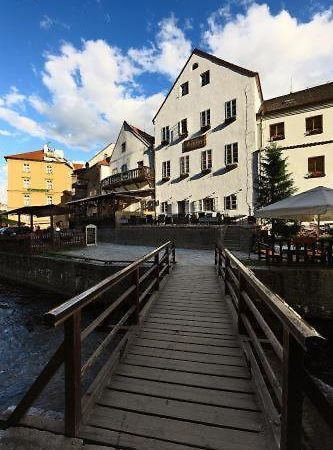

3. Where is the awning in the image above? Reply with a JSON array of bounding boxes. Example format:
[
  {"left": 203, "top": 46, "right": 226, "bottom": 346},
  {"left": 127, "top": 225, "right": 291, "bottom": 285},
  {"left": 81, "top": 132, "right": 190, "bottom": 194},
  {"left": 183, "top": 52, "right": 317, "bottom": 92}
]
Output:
[
  {"left": 6, "top": 204, "right": 68, "bottom": 217},
  {"left": 67, "top": 189, "right": 154, "bottom": 205}
]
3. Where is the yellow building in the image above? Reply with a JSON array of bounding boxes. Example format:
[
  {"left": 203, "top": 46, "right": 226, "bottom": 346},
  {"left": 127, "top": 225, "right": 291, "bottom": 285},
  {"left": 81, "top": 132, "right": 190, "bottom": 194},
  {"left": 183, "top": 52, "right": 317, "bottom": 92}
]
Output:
[{"left": 5, "top": 146, "right": 77, "bottom": 227}]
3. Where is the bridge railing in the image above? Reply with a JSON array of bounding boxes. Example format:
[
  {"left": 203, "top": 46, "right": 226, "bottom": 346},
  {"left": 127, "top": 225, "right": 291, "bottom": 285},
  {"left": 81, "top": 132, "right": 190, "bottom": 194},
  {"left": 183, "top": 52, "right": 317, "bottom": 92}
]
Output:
[
  {"left": 215, "top": 244, "right": 333, "bottom": 450},
  {"left": 6, "top": 241, "right": 176, "bottom": 436}
]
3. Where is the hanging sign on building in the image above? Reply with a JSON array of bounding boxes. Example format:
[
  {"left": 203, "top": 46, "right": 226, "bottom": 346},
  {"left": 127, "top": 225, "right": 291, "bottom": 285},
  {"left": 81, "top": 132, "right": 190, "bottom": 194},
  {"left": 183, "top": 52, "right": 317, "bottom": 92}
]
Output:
[{"left": 86, "top": 224, "right": 97, "bottom": 246}]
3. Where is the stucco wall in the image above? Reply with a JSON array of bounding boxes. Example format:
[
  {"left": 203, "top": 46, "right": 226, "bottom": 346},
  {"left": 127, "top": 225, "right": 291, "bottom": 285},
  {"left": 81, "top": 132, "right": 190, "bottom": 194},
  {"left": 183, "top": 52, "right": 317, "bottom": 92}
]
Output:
[
  {"left": 154, "top": 52, "right": 261, "bottom": 217},
  {"left": 259, "top": 103, "right": 333, "bottom": 194},
  {"left": 0, "top": 251, "right": 120, "bottom": 296}
]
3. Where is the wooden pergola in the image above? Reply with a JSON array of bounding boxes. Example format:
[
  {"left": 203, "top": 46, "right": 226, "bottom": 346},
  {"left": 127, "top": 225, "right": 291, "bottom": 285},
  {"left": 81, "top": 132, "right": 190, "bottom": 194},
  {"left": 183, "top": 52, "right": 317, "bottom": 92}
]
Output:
[{"left": 6, "top": 204, "right": 68, "bottom": 230}]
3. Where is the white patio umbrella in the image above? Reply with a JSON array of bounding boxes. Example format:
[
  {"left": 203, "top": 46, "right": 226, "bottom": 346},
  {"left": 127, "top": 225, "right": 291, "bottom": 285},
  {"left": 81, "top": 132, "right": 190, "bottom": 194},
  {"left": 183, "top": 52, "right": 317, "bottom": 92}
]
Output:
[{"left": 255, "top": 186, "right": 333, "bottom": 234}]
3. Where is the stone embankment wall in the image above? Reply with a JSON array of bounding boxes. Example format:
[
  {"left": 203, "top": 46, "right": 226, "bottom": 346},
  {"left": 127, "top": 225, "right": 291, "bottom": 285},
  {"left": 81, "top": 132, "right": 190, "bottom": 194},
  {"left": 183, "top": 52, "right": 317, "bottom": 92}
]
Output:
[
  {"left": 98, "top": 225, "right": 255, "bottom": 251},
  {"left": 0, "top": 251, "right": 118, "bottom": 296},
  {"left": 253, "top": 266, "right": 333, "bottom": 319}
]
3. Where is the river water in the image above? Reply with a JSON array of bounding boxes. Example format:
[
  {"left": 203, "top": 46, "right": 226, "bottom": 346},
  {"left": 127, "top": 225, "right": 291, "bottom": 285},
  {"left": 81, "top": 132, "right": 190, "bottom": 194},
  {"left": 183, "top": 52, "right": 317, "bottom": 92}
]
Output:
[{"left": 0, "top": 280, "right": 110, "bottom": 416}]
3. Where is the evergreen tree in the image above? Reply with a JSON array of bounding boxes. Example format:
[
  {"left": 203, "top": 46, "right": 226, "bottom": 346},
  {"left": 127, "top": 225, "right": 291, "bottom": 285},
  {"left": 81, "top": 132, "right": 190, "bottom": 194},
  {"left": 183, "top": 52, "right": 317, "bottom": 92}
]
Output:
[
  {"left": 256, "top": 144, "right": 297, "bottom": 236},
  {"left": 256, "top": 143, "right": 296, "bottom": 208}
]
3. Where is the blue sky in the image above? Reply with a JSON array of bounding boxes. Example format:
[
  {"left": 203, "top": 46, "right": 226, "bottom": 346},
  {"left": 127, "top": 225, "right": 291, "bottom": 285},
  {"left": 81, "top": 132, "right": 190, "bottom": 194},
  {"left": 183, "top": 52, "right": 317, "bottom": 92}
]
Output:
[{"left": 1, "top": 0, "right": 333, "bottom": 201}]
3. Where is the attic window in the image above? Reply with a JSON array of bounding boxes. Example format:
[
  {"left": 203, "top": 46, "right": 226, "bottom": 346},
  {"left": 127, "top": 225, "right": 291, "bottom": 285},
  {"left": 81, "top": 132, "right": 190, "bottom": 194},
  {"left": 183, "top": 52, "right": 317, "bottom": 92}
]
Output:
[{"left": 192, "top": 62, "right": 198, "bottom": 70}]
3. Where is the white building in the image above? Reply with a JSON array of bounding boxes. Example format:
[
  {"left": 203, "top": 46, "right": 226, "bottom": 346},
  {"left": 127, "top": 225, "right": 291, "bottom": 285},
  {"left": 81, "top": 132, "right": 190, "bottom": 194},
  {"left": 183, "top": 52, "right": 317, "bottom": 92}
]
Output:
[
  {"left": 153, "top": 48, "right": 263, "bottom": 218},
  {"left": 101, "top": 121, "right": 155, "bottom": 222},
  {"left": 258, "top": 82, "right": 333, "bottom": 194}
]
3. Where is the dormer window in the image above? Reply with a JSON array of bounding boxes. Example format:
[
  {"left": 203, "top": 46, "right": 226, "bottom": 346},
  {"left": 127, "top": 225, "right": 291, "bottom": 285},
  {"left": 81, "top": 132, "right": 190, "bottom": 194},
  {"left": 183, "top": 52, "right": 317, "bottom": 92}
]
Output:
[
  {"left": 225, "top": 99, "right": 237, "bottom": 121},
  {"left": 270, "top": 122, "right": 285, "bottom": 141},
  {"left": 305, "top": 115, "right": 323, "bottom": 135},
  {"left": 180, "top": 82, "right": 189, "bottom": 96},
  {"left": 201, "top": 70, "right": 210, "bottom": 87},
  {"left": 192, "top": 62, "right": 198, "bottom": 70},
  {"left": 121, "top": 142, "right": 126, "bottom": 153}
]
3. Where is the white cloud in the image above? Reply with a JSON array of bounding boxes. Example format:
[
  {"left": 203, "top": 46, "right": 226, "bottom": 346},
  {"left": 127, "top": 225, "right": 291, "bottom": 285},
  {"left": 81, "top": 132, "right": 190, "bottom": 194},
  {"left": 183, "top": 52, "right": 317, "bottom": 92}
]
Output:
[
  {"left": 40, "top": 15, "right": 70, "bottom": 31},
  {"left": 0, "top": 17, "right": 191, "bottom": 150},
  {"left": 0, "top": 129, "right": 12, "bottom": 136},
  {"left": 128, "top": 16, "right": 192, "bottom": 79},
  {"left": 204, "top": 3, "right": 333, "bottom": 98}
]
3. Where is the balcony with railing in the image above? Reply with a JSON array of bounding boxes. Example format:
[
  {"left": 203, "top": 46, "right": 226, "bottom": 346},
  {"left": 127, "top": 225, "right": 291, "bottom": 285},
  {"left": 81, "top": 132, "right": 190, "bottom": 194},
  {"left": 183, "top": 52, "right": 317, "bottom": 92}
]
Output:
[{"left": 101, "top": 166, "right": 154, "bottom": 190}]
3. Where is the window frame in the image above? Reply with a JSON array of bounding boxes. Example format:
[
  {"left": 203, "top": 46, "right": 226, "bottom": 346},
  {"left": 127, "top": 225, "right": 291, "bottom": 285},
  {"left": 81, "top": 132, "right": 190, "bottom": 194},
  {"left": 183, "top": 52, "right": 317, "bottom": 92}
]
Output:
[
  {"left": 180, "top": 81, "right": 189, "bottom": 96},
  {"left": 200, "top": 109, "right": 211, "bottom": 129},
  {"left": 224, "top": 194, "right": 237, "bottom": 210},
  {"left": 180, "top": 155, "right": 190, "bottom": 177},
  {"left": 46, "top": 164, "right": 53, "bottom": 174},
  {"left": 225, "top": 143, "right": 239, "bottom": 166},
  {"left": 23, "top": 163, "right": 30, "bottom": 173},
  {"left": 225, "top": 99, "right": 237, "bottom": 120},
  {"left": 201, "top": 70, "right": 210, "bottom": 87},
  {"left": 162, "top": 160, "right": 171, "bottom": 179},
  {"left": 305, "top": 115, "right": 323, "bottom": 135},
  {"left": 201, "top": 149, "right": 212, "bottom": 172},
  {"left": 23, "top": 193, "right": 30, "bottom": 206},
  {"left": 161, "top": 126, "right": 170, "bottom": 144},
  {"left": 46, "top": 179, "right": 53, "bottom": 190},
  {"left": 121, "top": 142, "right": 126, "bottom": 153},
  {"left": 46, "top": 195, "right": 53, "bottom": 205},
  {"left": 307, "top": 155, "right": 325, "bottom": 177},
  {"left": 270, "top": 122, "right": 285, "bottom": 141},
  {"left": 178, "top": 118, "right": 188, "bottom": 136},
  {"left": 23, "top": 178, "right": 30, "bottom": 189}
]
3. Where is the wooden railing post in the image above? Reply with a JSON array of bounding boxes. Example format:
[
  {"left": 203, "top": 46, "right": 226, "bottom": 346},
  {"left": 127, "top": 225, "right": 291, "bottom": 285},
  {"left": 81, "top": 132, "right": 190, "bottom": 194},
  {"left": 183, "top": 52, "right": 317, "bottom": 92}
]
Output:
[
  {"left": 64, "top": 311, "right": 82, "bottom": 437},
  {"left": 133, "top": 266, "right": 140, "bottom": 323},
  {"left": 280, "top": 328, "right": 304, "bottom": 450},
  {"left": 172, "top": 243, "right": 176, "bottom": 264},
  {"left": 237, "top": 273, "right": 247, "bottom": 334},
  {"left": 155, "top": 252, "right": 160, "bottom": 290},
  {"left": 224, "top": 253, "right": 230, "bottom": 294},
  {"left": 166, "top": 244, "right": 170, "bottom": 274},
  {"left": 214, "top": 245, "right": 218, "bottom": 266}
]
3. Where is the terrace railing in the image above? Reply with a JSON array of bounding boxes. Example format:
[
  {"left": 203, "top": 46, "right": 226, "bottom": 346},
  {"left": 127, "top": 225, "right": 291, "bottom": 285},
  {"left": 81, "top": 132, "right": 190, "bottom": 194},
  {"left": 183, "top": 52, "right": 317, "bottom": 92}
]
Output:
[
  {"left": 101, "top": 166, "right": 154, "bottom": 190},
  {"left": 215, "top": 244, "right": 333, "bottom": 450},
  {"left": 6, "top": 241, "right": 175, "bottom": 436}
]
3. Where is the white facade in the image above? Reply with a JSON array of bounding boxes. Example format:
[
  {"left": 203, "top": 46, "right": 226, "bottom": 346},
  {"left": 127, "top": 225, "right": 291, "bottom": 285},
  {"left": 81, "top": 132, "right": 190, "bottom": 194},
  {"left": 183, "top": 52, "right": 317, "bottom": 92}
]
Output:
[
  {"left": 88, "top": 142, "right": 115, "bottom": 168},
  {"left": 107, "top": 122, "right": 153, "bottom": 178},
  {"left": 258, "top": 89, "right": 333, "bottom": 194},
  {"left": 153, "top": 50, "right": 262, "bottom": 217}
]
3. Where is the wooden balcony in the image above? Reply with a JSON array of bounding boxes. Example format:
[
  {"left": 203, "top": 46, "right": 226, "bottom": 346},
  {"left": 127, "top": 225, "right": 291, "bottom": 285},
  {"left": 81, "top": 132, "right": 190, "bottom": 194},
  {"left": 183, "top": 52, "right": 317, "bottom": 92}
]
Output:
[{"left": 101, "top": 166, "right": 154, "bottom": 190}]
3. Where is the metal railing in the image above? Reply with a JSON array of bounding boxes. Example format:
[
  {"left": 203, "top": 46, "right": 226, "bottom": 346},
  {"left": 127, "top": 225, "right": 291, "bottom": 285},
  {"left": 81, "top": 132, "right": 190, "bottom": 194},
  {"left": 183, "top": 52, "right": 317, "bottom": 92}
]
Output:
[
  {"left": 215, "top": 244, "right": 333, "bottom": 450},
  {"left": 6, "top": 241, "right": 176, "bottom": 436},
  {"left": 101, "top": 166, "right": 154, "bottom": 190}
]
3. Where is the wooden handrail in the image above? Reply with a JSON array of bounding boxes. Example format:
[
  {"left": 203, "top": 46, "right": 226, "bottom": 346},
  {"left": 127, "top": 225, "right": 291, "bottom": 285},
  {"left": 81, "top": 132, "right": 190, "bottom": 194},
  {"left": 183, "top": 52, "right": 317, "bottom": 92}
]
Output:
[
  {"left": 215, "top": 243, "right": 332, "bottom": 450},
  {"left": 7, "top": 241, "right": 176, "bottom": 437},
  {"left": 47, "top": 241, "right": 171, "bottom": 327},
  {"left": 224, "top": 247, "right": 321, "bottom": 349}
]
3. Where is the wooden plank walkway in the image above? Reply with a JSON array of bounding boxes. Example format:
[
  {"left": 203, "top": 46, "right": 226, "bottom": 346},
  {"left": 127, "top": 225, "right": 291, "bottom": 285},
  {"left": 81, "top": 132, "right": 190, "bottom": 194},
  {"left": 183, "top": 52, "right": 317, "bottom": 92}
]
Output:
[{"left": 81, "top": 265, "right": 270, "bottom": 450}]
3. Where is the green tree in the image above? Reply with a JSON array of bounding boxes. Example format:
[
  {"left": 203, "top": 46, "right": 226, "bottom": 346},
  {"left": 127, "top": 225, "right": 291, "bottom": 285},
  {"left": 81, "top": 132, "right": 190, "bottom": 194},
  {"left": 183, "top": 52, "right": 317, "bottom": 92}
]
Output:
[{"left": 256, "top": 143, "right": 297, "bottom": 236}]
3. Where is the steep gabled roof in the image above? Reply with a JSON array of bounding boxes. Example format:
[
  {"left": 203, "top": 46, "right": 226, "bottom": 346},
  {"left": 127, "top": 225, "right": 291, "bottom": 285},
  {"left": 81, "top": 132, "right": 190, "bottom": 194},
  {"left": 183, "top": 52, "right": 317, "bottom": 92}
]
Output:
[
  {"left": 4, "top": 149, "right": 44, "bottom": 161},
  {"left": 152, "top": 48, "right": 262, "bottom": 123},
  {"left": 259, "top": 82, "right": 333, "bottom": 116},
  {"left": 124, "top": 121, "right": 154, "bottom": 146}
]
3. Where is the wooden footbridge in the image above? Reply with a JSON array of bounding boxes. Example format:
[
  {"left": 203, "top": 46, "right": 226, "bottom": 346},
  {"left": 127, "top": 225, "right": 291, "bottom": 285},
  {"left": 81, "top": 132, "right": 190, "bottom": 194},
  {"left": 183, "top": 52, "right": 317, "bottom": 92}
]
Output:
[{"left": 4, "top": 242, "right": 333, "bottom": 449}]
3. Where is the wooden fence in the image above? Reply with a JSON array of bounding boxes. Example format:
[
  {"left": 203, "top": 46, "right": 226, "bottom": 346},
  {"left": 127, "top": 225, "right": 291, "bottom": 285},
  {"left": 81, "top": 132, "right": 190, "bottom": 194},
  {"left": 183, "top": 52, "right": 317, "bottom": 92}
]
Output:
[
  {"left": 0, "top": 230, "right": 85, "bottom": 253},
  {"left": 6, "top": 241, "right": 176, "bottom": 436},
  {"left": 215, "top": 244, "right": 333, "bottom": 450}
]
